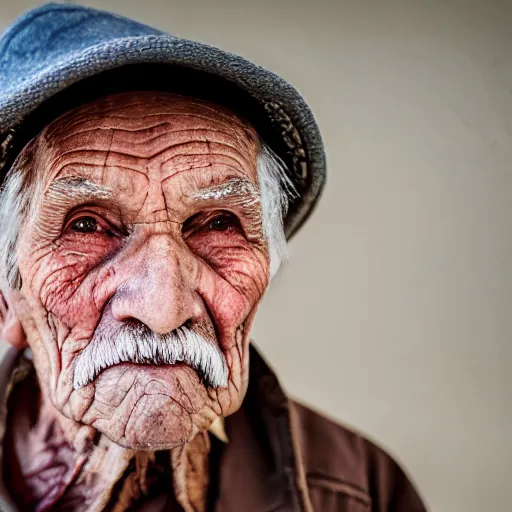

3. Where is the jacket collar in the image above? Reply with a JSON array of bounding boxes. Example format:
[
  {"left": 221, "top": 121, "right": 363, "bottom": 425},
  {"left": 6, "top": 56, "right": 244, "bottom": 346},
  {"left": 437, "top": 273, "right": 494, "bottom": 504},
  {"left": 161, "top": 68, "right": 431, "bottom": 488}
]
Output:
[{"left": 0, "top": 345, "right": 312, "bottom": 512}]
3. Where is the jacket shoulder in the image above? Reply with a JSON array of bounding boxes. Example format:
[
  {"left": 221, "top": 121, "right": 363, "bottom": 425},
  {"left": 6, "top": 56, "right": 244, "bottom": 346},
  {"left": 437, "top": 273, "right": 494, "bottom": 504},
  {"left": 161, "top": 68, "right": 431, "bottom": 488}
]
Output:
[{"left": 290, "top": 401, "right": 427, "bottom": 511}]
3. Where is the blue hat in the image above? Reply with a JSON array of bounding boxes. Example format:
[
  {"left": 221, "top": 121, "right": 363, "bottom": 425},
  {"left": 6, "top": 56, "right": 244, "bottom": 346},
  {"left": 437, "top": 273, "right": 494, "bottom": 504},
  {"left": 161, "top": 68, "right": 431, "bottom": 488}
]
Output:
[{"left": 0, "top": 3, "right": 325, "bottom": 238}]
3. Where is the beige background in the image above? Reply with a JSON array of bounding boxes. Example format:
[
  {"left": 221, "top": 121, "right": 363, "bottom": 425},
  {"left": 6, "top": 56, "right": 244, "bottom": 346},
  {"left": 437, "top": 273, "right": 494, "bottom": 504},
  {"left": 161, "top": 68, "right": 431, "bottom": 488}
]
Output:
[{"left": 1, "top": 1, "right": 512, "bottom": 510}]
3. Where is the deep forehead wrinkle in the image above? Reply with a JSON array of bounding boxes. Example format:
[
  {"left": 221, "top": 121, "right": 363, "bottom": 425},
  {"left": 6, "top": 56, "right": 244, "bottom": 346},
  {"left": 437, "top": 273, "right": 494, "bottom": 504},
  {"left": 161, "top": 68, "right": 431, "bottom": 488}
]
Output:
[
  {"left": 44, "top": 94, "right": 253, "bottom": 139},
  {"left": 158, "top": 147, "right": 250, "bottom": 174},
  {"left": 104, "top": 112, "right": 248, "bottom": 129},
  {"left": 107, "top": 130, "right": 253, "bottom": 156},
  {"left": 106, "top": 103, "right": 249, "bottom": 125},
  {"left": 71, "top": 93, "right": 252, "bottom": 126},
  {"left": 53, "top": 126, "right": 255, "bottom": 164},
  {"left": 47, "top": 117, "right": 256, "bottom": 168},
  {"left": 43, "top": 140, "right": 255, "bottom": 184},
  {"left": 58, "top": 126, "right": 241, "bottom": 145},
  {"left": 51, "top": 112, "right": 250, "bottom": 133}
]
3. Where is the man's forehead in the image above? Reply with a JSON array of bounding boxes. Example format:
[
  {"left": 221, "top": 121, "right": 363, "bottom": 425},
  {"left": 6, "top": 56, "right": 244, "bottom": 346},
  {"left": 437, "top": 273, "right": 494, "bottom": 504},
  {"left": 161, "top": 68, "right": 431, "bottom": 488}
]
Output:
[
  {"left": 34, "top": 90, "right": 261, "bottom": 189},
  {"left": 42, "top": 90, "right": 258, "bottom": 141}
]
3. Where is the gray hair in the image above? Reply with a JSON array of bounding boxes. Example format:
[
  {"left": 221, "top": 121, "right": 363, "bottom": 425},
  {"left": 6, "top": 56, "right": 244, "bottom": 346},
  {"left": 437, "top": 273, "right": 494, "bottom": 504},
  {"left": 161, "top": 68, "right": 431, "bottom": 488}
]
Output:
[
  {"left": 0, "top": 139, "right": 296, "bottom": 293},
  {"left": 0, "top": 143, "right": 39, "bottom": 293}
]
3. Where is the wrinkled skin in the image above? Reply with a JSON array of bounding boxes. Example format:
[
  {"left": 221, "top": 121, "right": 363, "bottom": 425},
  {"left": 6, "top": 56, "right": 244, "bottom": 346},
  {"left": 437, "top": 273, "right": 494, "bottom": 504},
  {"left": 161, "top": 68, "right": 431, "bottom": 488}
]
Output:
[{"left": 2, "top": 91, "right": 270, "bottom": 509}]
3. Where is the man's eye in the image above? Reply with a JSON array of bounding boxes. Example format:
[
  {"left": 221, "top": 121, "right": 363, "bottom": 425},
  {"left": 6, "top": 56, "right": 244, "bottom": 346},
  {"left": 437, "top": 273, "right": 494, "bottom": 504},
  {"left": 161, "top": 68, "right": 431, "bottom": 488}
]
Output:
[
  {"left": 182, "top": 211, "right": 244, "bottom": 237},
  {"left": 206, "top": 213, "right": 244, "bottom": 233},
  {"left": 70, "top": 216, "right": 99, "bottom": 233},
  {"left": 208, "top": 215, "right": 236, "bottom": 232}
]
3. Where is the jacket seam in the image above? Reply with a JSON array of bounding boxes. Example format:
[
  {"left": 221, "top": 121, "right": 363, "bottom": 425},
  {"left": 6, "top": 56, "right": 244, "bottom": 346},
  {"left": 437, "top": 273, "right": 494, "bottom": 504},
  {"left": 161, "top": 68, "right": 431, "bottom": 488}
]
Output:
[
  {"left": 306, "top": 470, "right": 369, "bottom": 495},
  {"left": 306, "top": 472, "right": 371, "bottom": 507}
]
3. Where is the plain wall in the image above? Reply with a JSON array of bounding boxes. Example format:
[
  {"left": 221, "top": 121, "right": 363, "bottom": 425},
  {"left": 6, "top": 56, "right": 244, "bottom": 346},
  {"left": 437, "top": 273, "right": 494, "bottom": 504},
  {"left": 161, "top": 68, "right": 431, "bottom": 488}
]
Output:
[{"left": 1, "top": 1, "right": 511, "bottom": 511}]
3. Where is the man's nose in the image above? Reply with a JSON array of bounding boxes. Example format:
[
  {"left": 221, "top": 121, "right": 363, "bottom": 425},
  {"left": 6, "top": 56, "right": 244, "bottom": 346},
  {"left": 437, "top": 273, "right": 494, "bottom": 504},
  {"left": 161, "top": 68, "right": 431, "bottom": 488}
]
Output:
[{"left": 110, "top": 235, "right": 200, "bottom": 334}]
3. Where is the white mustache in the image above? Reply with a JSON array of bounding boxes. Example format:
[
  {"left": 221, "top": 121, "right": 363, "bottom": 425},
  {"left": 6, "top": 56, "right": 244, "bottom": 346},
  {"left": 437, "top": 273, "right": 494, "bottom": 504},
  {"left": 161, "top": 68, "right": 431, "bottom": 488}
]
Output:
[{"left": 73, "top": 323, "right": 229, "bottom": 390}]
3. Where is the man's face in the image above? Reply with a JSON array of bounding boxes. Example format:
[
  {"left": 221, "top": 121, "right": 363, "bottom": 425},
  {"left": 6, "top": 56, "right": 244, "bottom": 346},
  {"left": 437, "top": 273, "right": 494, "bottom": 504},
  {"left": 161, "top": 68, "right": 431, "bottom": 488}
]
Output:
[{"left": 13, "top": 91, "right": 270, "bottom": 450}]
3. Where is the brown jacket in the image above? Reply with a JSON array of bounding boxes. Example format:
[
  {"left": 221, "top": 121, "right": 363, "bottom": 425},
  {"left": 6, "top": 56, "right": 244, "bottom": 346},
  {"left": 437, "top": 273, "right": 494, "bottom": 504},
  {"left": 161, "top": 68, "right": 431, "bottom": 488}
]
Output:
[{"left": 0, "top": 345, "right": 427, "bottom": 511}]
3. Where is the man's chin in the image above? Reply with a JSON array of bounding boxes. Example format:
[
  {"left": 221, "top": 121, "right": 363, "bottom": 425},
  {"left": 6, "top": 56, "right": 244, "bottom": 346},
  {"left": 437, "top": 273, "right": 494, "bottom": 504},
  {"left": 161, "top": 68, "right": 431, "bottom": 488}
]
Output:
[
  {"left": 75, "top": 363, "right": 211, "bottom": 450},
  {"left": 97, "top": 398, "right": 196, "bottom": 451}
]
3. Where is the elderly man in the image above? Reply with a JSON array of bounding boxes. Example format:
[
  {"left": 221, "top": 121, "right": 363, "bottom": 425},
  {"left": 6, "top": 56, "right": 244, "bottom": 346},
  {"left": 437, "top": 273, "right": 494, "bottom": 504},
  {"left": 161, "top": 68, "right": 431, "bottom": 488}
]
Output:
[{"left": 0, "top": 4, "right": 426, "bottom": 512}]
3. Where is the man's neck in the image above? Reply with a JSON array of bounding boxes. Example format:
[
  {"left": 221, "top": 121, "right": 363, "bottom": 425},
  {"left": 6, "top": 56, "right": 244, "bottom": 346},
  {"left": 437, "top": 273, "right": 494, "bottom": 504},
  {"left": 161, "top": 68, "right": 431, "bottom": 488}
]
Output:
[{"left": 4, "top": 369, "right": 212, "bottom": 512}]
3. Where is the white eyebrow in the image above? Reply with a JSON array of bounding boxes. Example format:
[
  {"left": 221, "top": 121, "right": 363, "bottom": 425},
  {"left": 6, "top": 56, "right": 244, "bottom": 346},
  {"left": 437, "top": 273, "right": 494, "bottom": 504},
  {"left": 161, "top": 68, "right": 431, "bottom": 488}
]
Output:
[
  {"left": 192, "top": 177, "right": 259, "bottom": 206},
  {"left": 46, "top": 177, "right": 113, "bottom": 201}
]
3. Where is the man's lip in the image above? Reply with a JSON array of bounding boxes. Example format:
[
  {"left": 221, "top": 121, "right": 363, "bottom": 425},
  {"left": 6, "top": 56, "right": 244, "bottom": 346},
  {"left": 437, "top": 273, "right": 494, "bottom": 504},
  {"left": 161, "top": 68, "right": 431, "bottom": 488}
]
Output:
[
  {"left": 92, "top": 361, "right": 204, "bottom": 383},
  {"left": 97, "top": 361, "right": 189, "bottom": 373}
]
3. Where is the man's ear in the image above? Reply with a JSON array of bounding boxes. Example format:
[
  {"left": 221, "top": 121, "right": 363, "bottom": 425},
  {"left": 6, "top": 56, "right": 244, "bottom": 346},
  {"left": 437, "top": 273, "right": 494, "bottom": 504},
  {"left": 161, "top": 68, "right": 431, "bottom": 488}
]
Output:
[{"left": 0, "top": 289, "right": 28, "bottom": 350}]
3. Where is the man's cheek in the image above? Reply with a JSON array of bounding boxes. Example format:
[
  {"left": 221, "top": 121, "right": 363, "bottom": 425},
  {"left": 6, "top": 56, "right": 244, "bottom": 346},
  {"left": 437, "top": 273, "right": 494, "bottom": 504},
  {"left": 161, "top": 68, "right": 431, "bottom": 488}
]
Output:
[
  {"left": 211, "top": 248, "right": 268, "bottom": 297},
  {"left": 34, "top": 254, "right": 104, "bottom": 323},
  {"left": 27, "top": 230, "right": 120, "bottom": 304},
  {"left": 38, "top": 264, "right": 88, "bottom": 317},
  {"left": 189, "top": 236, "right": 269, "bottom": 298},
  {"left": 197, "top": 271, "right": 265, "bottom": 351}
]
